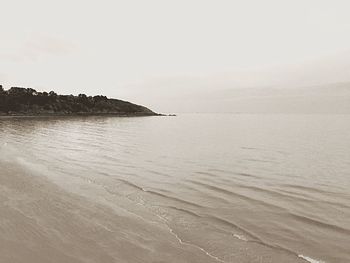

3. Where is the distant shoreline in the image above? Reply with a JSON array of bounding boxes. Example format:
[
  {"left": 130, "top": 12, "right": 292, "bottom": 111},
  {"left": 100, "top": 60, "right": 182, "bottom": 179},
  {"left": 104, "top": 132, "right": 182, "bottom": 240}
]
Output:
[{"left": 0, "top": 112, "right": 164, "bottom": 118}]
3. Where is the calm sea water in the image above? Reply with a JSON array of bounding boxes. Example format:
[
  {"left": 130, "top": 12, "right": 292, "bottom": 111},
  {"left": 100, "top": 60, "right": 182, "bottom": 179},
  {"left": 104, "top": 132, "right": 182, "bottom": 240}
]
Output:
[{"left": 0, "top": 114, "right": 349, "bottom": 263}]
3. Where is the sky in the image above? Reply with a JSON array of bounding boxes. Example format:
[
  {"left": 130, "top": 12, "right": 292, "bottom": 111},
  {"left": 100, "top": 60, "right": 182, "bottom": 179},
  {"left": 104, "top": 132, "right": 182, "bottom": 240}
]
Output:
[{"left": 1, "top": 0, "right": 350, "bottom": 112}]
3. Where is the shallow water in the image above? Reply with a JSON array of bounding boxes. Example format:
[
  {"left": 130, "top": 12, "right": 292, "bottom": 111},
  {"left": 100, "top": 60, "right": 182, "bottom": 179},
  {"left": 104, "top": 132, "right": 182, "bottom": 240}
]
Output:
[{"left": 0, "top": 114, "right": 349, "bottom": 263}]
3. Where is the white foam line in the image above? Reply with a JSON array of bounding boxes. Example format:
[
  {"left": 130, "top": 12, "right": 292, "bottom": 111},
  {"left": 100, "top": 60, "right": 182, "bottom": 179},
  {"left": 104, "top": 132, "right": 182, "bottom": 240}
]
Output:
[
  {"left": 115, "top": 195, "right": 226, "bottom": 263},
  {"left": 115, "top": 184, "right": 225, "bottom": 262},
  {"left": 233, "top": 234, "right": 247, "bottom": 241},
  {"left": 109, "top": 188, "right": 322, "bottom": 263},
  {"left": 110, "top": 188, "right": 327, "bottom": 263},
  {"left": 156, "top": 214, "right": 226, "bottom": 263},
  {"left": 298, "top": 255, "right": 325, "bottom": 263}
]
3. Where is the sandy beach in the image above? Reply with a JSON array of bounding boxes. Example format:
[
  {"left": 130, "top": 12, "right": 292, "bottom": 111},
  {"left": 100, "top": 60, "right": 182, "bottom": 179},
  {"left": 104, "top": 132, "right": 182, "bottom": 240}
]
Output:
[{"left": 0, "top": 160, "right": 223, "bottom": 263}]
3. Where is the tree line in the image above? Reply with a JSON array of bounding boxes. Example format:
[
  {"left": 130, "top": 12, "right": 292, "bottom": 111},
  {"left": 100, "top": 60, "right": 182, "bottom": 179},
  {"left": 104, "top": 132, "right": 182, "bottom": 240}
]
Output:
[{"left": 0, "top": 85, "right": 152, "bottom": 115}]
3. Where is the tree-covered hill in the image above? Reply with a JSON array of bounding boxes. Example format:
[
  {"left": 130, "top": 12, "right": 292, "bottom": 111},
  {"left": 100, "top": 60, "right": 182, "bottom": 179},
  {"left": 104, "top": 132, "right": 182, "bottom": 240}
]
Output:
[{"left": 0, "top": 85, "right": 157, "bottom": 116}]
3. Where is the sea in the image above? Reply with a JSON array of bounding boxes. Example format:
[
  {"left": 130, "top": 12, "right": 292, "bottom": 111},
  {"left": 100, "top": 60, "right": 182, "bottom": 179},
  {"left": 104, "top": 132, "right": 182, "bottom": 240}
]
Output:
[{"left": 0, "top": 113, "right": 349, "bottom": 263}]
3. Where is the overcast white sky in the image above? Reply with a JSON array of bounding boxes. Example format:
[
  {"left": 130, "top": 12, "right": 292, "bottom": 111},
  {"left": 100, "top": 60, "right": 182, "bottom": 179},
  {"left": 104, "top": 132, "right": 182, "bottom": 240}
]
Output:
[{"left": 1, "top": 0, "right": 350, "bottom": 112}]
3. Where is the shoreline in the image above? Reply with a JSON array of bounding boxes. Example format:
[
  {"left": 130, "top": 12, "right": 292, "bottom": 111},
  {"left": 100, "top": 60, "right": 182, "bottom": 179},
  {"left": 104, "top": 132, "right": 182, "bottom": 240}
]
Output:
[{"left": 0, "top": 112, "right": 166, "bottom": 119}]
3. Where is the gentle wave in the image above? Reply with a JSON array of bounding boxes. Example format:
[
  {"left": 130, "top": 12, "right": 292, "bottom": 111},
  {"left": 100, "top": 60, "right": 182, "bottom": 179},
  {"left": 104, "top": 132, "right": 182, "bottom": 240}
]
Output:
[{"left": 1, "top": 114, "right": 350, "bottom": 262}]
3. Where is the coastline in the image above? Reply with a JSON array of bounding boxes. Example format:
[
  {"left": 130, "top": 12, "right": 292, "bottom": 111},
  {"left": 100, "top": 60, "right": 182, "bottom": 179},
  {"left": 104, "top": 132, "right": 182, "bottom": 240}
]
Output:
[
  {"left": 0, "top": 159, "right": 214, "bottom": 263},
  {"left": 0, "top": 112, "right": 165, "bottom": 118}
]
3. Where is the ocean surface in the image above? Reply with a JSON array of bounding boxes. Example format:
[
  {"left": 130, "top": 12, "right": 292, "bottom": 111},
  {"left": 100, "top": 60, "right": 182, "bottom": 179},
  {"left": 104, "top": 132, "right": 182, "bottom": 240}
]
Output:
[{"left": 0, "top": 114, "right": 349, "bottom": 263}]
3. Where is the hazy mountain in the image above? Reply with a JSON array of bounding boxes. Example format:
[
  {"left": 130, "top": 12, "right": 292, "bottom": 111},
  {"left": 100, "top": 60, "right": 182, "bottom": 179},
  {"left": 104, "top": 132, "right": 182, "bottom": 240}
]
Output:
[{"left": 120, "top": 52, "right": 350, "bottom": 114}]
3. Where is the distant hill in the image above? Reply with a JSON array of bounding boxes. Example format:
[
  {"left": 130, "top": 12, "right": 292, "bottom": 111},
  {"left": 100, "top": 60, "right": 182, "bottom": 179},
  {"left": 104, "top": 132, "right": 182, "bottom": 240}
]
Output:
[
  {"left": 145, "top": 82, "right": 350, "bottom": 114},
  {"left": 0, "top": 86, "right": 158, "bottom": 116}
]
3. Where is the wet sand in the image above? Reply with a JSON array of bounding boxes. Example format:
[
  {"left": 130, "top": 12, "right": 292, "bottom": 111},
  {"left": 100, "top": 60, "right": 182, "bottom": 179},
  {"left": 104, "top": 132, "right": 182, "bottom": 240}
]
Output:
[
  {"left": 0, "top": 159, "right": 309, "bottom": 263},
  {"left": 0, "top": 161, "right": 220, "bottom": 263}
]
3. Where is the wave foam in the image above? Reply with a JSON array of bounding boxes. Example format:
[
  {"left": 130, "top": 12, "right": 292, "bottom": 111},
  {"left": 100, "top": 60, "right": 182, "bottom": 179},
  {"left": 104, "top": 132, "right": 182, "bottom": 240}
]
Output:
[
  {"left": 298, "top": 255, "right": 325, "bottom": 263},
  {"left": 233, "top": 234, "right": 247, "bottom": 241}
]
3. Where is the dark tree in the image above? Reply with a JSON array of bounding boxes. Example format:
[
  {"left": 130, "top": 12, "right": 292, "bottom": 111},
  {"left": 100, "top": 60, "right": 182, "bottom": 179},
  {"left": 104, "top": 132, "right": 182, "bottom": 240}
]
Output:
[{"left": 0, "top": 85, "right": 155, "bottom": 116}]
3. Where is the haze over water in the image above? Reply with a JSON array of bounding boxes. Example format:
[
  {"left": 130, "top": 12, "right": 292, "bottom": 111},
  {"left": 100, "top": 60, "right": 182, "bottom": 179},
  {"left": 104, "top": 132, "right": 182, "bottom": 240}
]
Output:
[{"left": 1, "top": 113, "right": 349, "bottom": 263}]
